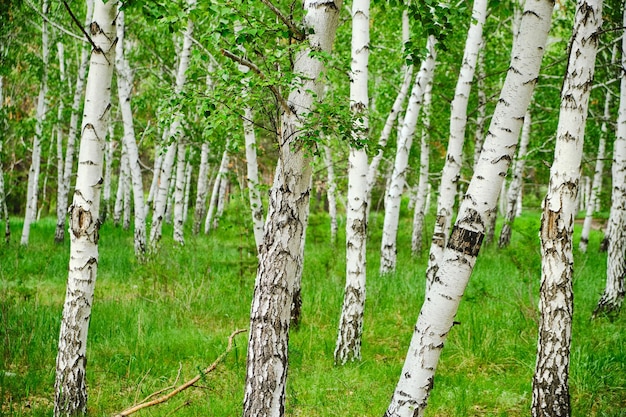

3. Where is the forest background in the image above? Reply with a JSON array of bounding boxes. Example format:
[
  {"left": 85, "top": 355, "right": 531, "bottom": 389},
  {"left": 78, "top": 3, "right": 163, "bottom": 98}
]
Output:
[{"left": 0, "top": 0, "right": 625, "bottom": 416}]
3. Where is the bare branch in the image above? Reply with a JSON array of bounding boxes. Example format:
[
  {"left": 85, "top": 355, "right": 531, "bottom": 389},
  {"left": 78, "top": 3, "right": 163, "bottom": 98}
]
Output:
[
  {"left": 221, "top": 48, "right": 292, "bottom": 116},
  {"left": 62, "top": 0, "right": 98, "bottom": 51},
  {"left": 260, "top": 0, "right": 305, "bottom": 41},
  {"left": 24, "top": 0, "right": 87, "bottom": 43}
]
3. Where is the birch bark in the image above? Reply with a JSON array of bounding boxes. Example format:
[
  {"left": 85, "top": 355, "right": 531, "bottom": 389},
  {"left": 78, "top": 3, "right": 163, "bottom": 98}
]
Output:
[
  {"left": 379, "top": 36, "right": 436, "bottom": 275},
  {"left": 173, "top": 142, "right": 187, "bottom": 244},
  {"left": 21, "top": 0, "right": 49, "bottom": 246},
  {"left": 323, "top": 145, "right": 338, "bottom": 244},
  {"left": 243, "top": 1, "right": 341, "bottom": 415},
  {"left": 334, "top": 0, "right": 369, "bottom": 365},
  {"left": 593, "top": 7, "right": 626, "bottom": 318},
  {"left": 116, "top": 8, "right": 146, "bottom": 256},
  {"left": 498, "top": 109, "right": 531, "bottom": 248},
  {"left": 0, "top": 77, "right": 8, "bottom": 242},
  {"left": 579, "top": 47, "right": 615, "bottom": 252},
  {"left": 384, "top": 2, "right": 554, "bottom": 415},
  {"left": 532, "top": 1, "right": 602, "bottom": 415},
  {"left": 426, "top": 0, "right": 487, "bottom": 287},
  {"left": 193, "top": 142, "right": 210, "bottom": 235},
  {"left": 204, "top": 148, "right": 229, "bottom": 234},
  {"left": 54, "top": 2, "right": 117, "bottom": 414}
]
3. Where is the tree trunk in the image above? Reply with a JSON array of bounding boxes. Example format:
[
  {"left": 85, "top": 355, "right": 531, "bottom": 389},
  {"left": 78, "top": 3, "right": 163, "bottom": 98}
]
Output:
[
  {"left": 473, "top": 45, "right": 486, "bottom": 167},
  {"left": 54, "top": 2, "right": 117, "bottom": 415},
  {"left": 499, "top": 109, "right": 532, "bottom": 248},
  {"left": 593, "top": 7, "right": 626, "bottom": 318},
  {"left": 173, "top": 143, "right": 187, "bottom": 245},
  {"left": 379, "top": 36, "right": 437, "bottom": 275},
  {"left": 150, "top": 141, "right": 176, "bottom": 246},
  {"left": 335, "top": 0, "right": 370, "bottom": 365},
  {"left": 116, "top": 8, "right": 146, "bottom": 256},
  {"left": 323, "top": 145, "right": 338, "bottom": 244},
  {"left": 243, "top": 104, "right": 265, "bottom": 252},
  {"left": 384, "top": 2, "right": 553, "bottom": 415},
  {"left": 193, "top": 142, "right": 210, "bottom": 235},
  {"left": 411, "top": 76, "right": 433, "bottom": 255},
  {"left": 426, "top": 0, "right": 487, "bottom": 288},
  {"left": 243, "top": 2, "right": 341, "bottom": 416},
  {"left": 204, "top": 148, "right": 229, "bottom": 234},
  {"left": 101, "top": 125, "right": 114, "bottom": 223},
  {"left": 21, "top": 0, "right": 49, "bottom": 246},
  {"left": 0, "top": 77, "right": 9, "bottom": 243},
  {"left": 113, "top": 142, "right": 128, "bottom": 226},
  {"left": 532, "top": 1, "right": 602, "bottom": 415},
  {"left": 579, "top": 46, "right": 616, "bottom": 252}
]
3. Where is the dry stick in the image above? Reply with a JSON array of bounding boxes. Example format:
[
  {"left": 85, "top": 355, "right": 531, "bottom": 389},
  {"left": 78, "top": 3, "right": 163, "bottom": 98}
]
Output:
[{"left": 114, "top": 329, "right": 247, "bottom": 417}]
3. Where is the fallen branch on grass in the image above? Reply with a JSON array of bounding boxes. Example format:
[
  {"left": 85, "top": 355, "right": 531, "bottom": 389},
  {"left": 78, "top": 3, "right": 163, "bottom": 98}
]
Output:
[{"left": 114, "top": 328, "right": 247, "bottom": 417}]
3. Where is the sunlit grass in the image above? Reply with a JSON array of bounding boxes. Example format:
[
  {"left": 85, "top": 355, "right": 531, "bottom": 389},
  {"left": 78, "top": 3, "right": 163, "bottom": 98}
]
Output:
[{"left": 0, "top": 207, "right": 624, "bottom": 416}]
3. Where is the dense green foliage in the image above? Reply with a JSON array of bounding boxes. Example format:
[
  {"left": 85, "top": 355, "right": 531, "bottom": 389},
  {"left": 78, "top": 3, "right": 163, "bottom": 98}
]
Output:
[{"left": 1, "top": 207, "right": 624, "bottom": 416}]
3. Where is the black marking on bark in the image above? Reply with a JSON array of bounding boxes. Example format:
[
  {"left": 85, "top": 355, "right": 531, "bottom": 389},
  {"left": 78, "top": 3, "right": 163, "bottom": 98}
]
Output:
[
  {"left": 71, "top": 207, "right": 92, "bottom": 238},
  {"left": 492, "top": 154, "right": 512, "bottom": 164},
  {"left": 447, "top": 226, "right": 484, "bottom": 257}
]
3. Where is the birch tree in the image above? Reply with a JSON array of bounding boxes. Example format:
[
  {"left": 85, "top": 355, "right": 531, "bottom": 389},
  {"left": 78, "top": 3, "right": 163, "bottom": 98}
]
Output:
[
  {"left": 334, "top": 0, "right": 369, "bottom": 365},
  {"left": 532, "top": 1, "right": 602, "bottom": 415},
  {"left": 0, "top": 77, "right": 8, "bottom": 242},
  {"left": 323, "top": 144, "right": 338, "bottom": 244},
  {"left": 498, "top": 109, "right": 531, "bottom": 248},
  {"left": 116, "top": 8, "right": 147, "bottom": 255},
  {"left": 243, "top": 1, "right": 342, "bottom": 415},
  {"left": 21, "top": 0, "right": 49, "bottom": 246},
  {"left": 54, "top": 1, "right": 117, "bottom": 414},
  {"left": 384, "top": 1, "right": 554, "bottom": 415},
  {"left": 593, "top": 6, "right": 626, "bottom": 318},
  {"left": 193, "top": 142, "right": 210, "bottom": 234},
  {"left": 425, "top": 0, "right": 487, "bottom": 286},
  {"left": 379, "top": 36, "right": 437, "bottom": 274}
]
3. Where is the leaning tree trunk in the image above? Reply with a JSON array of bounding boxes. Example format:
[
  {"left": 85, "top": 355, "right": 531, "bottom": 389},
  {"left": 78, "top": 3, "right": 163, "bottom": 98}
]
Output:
[
  {"left": 532, "top": 1, "right": 602, "bottom": 415},
  {"left": 116, "top": 8, "right": 146, "bottom": 256},
  {"left": 54, "top": 2, "right": 117, "bottom": 415},
  {"left": 379, "top": 36, "right": 437, "bottom": 275},
  {"left": 411, "top": 76, "right": 433, "bottom": 255},
  {"left": 593, "top": 7, "right": 626, "bottom": 318},
  {"left": 21, "top": 0, "right": 49, "bottom": 246},
  {"left": 334, "top": 0, "right": 370, "bottom": 366},
  {"left": 426, "top": 0, "right": 487, "bottom": 288},
  {"left": 498, "top": 109, "right": 532, "bottom": 248},
  {"left": 384, "top": 2, "right": 554, "bottom": 416},
  {"left": 243, "top": 2, "right": 341, "bottom": 416},
  {"left": 579, "top": 47, "right": 615, "bottom": 252}
]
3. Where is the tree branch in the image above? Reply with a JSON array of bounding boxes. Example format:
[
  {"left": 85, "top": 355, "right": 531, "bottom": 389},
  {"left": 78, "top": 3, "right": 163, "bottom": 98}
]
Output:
[
  {"left": 114, "top": 329, "right": 247, "bottom": 417},
  {"left": 260, "top": 0, "right": 305, "bottom": 41},
  {"left": 62, "top": 0, "right": 98, "bottom": 52},
  {"left": 220, "top": 48, "right": 292, "bottom": 116}
]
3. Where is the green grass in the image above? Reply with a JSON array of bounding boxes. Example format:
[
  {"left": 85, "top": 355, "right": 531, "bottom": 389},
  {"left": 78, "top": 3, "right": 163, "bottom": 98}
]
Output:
[{"left": 0, "top": 208, "right": 625, "bottom": 416}]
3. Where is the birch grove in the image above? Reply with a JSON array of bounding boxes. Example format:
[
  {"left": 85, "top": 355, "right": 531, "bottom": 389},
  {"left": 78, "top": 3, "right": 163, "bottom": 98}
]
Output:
[
  {"left": 532, "top": 1, "right": 602, "bottom": 415},
  {"left": 385, "top": 1, "right": 554, "bottom": 414},
  {"left": 54, "top": 1, "right": 117, "bottom": 414}
]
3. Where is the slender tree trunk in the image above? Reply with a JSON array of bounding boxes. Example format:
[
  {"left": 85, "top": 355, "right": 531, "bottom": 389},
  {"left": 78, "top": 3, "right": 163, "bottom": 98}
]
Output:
[
  {"left": 532, "top": 1, "right": 602, "bottom": 415},
  {"left": 379, "top": 36, "right": 437, "bottom": 275},
  {"left": 411, "top": 76, "right": 433, "bottom": 255},
  {"left": 426, "top": 0, "right": 487, "bottom": 288},
  {"left": 147, "top": 144, "right": 163, "bottom": 209},
  {"left": 323, "top": 145, "right": 338, "bottom": 244},
  {"left": 384, "top": 2, "right": 553, "bottom": 415},
  {"left": 204, "top": 148, "right": 229, "bottom": 234},
  {"left": 335, "top": 0, "right": 370, "bottom": 365},
  {"left": 116, "top": 8, "right": 146, "bottom": 256},
  {"left": 593, "top": 7, "right": 626, "bottom": 318},
  {"left": 243, "top": 104, "right": 265, "bottom": 251},
  {"left": 113, "top": 143, "right": 128, "bottom": 226},
  {"left": 21, "top": 0, "right": 49, "bottom": 246},
  {"left": 182, "top": 155, "right": 192, "bottom": 225},
  {"left": 173, "top": 143, "right": 187, "bottom": 244},
  {"left": 150, "top": 141, "right": 176, "bottom": 245},
  {"left": 243, "top": 2, "right": 341, "bottom": 415},
  {"left": 54, "top": 2, "right": 117, "bottom": 415},
  {"left": 0, "top": 77, "right": 9, "bottom": 242},
  {"left": 193, "top": 142, "right": 210, "bottom": 235},
  {"left": 101, "top": 125, "right": 114, "bottom": 223},
  {"left": 579, "top": 47, "right": 616, "bottom": 252},
  {"left": 499, "top": 109, "right": 532, "bottom": 248},
  {"left": 55, "top": 41, "right": 67, "bottom": 230},
  {"left": 473, "top": 45, "right": 487, "bottom": 167}
]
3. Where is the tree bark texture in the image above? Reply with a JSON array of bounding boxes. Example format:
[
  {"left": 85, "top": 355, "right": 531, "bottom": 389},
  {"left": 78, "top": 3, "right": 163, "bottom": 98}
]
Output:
[
  {"left": 593, "top": 7, "right": 626, "bottom": 318},
  {"left": 384, "top": 2, "right": 554, "bottom": 415},
  {"left": 243, "top": 1, "right": 341, "bottom": 416},
  {"left": 193, "top": 142, "right": 210, "bottom": 235},
  {"left": 323, "top": 145, "right": 338, "bottom": 244},
  {"left": 54, "top": 2, "right": 117, "bottom": 415},
  {"left": 532, "top": 1, "right": 602, "bottom": 415}
]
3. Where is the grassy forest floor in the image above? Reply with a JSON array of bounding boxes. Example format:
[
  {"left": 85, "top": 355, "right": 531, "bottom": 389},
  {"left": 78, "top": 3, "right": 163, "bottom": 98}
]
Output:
[{"left": 1, "top": 206, "right": 625, "bottom": 416}]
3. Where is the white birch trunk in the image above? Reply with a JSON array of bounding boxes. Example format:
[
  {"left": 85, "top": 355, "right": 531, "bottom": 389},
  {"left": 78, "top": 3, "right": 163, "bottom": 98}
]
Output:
[
  {"left": 193, "top": 142, "right": 210, "bottom": 234},
  {"left": 323, "top": 145, "right": 338, "bottom": 244},
  {"left": 113, "top": 143, "right": 128, "bottom": 226},
  {"left": 54, "top": 2, "right": 116, "bottom": 414},
  {"left": 147, "top": 144, "right": 163, "bottom": 208},
  {"left": 173, "top": 142, "right": 187, "bottom": 244},
  {"left": 243, "top": 1, "right": 341, "bottom": 415},
  {"left": 116, "top": 8, "right": 146, "bottom": 255},
  {"left": 183, "top": 156, "right": 192, "bottom": 224},
  {"left": 335, "top": 0, "right": 369, "bottom": 365},
  {"left": 21, "top": 0, "right": 49, "bottom": 246},
  {"left": 244, "top": 104, "right": 265, "bottom": 251},
  {"left": 380, "top": 36, "right": 437, "bottom": 275},
  {"left": 499, "top": 109, "right": 532, "bottom": 248},
  {"left": 385, "top": 2, "right": 553, "bottom": 415},
  {"left": 426, "top": 0, "right": 487, "bottom": 286},
  {"left": 473, "top": 45, "right": 487, "bottom": 167},
  {"left": 204, "top": 148, "right": 229, "bottom": 233},
  {"left": 101, "top": 125, "right": 114, "bottom": 223},
  {"left": 214, "top": 153, "right": 229, "bottom": 225},
  {"left": 593, "top": 8, "right": 626, "bottom": 317},
  {"left": 532, "top": 1, "right": 602, "bottom": 415},
  {"left": 150, "top": 141, "right": 176, "bottom": 246},
  {"left": 411, "top": 76, "right": 433, "bottom": 255},
  {"left": 54, "top": 42, "right": 67, "bottom": 230},
  {"left": 0, "top": 78, "right": 9, "bottom": 242},
  {"left": 579, "top": 47, "right": 615, "bottom": 252}
]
